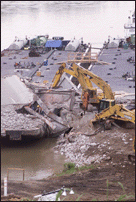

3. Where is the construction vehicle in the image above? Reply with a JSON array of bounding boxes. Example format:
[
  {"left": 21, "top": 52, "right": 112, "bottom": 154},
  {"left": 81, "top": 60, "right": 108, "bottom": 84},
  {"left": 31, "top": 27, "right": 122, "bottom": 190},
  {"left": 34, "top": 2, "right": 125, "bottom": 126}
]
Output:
[
  {"left": 52, "top": 62, "right": 135, "bottom": 122},
  {"left": 52, "top": 62, "right": 135, "bottom": 157},
  {"left": 52, "top": 62, "right": 134, "bottom": 124},
  {"left": 52, "top": 62, "right": 114, "bottom": 110},
  {"left": 93, "top": 98, "right": 135, "bottom": 126}
]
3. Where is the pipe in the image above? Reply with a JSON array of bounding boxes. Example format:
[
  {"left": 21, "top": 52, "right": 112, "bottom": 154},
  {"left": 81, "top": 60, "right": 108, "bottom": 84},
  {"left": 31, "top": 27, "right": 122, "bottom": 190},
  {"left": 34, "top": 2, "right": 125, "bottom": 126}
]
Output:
[{"left": 4, "top": 177, "right": 7, "bottom": 196}]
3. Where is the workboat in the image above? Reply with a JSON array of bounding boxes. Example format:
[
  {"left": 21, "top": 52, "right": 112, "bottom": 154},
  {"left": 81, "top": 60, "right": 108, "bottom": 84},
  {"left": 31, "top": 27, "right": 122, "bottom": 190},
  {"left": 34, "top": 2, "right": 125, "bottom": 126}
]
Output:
[{"left": 124, "top": 10, "right": 135, "bottom": 38}]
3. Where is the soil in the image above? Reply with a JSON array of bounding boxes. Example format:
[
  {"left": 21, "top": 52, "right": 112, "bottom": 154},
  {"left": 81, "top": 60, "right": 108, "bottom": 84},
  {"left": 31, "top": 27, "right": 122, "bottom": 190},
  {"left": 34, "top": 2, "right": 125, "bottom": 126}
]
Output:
[{"left": 1, "top": 125, "right": 135, "bottom": 201}]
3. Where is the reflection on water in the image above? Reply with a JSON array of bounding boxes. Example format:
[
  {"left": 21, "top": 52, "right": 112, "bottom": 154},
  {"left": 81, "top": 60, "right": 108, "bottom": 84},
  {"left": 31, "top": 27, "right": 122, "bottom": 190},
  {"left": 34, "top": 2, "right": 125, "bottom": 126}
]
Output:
[{"left": 1, "top": 137, "right": 66, "bottom": 181}]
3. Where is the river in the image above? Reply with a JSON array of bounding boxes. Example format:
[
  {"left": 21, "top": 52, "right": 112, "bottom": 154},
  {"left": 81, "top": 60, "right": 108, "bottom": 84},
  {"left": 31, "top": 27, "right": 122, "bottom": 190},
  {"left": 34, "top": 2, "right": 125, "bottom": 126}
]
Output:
[
  {"left": 1, "top": 1, "right": 135, "bottom": 181},
  {"left": 1, "top": 137, "right": 66, "bottom": 181},
  {"left": 1, "top": 1, "right": 135, "bottom": 51}
]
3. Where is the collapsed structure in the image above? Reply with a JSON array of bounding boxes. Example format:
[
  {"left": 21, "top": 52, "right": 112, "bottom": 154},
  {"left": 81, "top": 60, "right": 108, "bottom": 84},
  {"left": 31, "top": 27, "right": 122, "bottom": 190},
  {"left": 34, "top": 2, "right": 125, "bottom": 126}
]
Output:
[{"left": 1, "top": 35, "right": 135, "bottom": 145}]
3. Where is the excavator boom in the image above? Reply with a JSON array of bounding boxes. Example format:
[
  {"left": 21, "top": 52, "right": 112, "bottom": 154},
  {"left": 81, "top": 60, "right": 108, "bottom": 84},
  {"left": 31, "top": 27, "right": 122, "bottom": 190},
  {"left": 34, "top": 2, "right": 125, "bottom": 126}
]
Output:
[
  {"left": 52, "top": 62, "right": 114, "bottom": 99},
  {"left": 71, "top": 63, "right": 114, "bottom": 99},
  {"left": 52, "top": 63, "right": 93, "bottom": 89}
]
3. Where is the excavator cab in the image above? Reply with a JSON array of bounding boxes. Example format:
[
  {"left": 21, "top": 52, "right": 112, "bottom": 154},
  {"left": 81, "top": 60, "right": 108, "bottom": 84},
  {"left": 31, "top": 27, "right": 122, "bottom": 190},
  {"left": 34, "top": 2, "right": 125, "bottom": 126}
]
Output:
[{"left": 98, "top": 99, "right": 115, "bottom": 113}]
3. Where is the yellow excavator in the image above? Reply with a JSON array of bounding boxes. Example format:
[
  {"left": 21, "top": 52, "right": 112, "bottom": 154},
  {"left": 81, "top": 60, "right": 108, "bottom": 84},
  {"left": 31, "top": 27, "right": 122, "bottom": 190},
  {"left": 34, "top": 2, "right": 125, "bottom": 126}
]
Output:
[
  {"left": 52, "top": 63, "right": 135, "bottom": 126},
  {"left": 52, "top": 62, "right": 135, "bottom": 160},
  {"left": 52, "top": 62, "right": 114, "bottom": 110},
  {"left": 93, "top": 98, "right": 135, "bottom": 126}
]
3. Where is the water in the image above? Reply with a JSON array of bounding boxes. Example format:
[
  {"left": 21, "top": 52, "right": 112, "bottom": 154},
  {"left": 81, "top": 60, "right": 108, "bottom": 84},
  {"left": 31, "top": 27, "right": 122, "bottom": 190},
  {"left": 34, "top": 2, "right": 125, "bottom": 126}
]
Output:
[
  {"left": 1, "top": 137, "right": 66, "bottom": 181},
  {"left": 1, "top": 1, "right": 135, "bottom": 51},
  {"left": 1, "top": 1, "right": 135, "bottom": 181}
]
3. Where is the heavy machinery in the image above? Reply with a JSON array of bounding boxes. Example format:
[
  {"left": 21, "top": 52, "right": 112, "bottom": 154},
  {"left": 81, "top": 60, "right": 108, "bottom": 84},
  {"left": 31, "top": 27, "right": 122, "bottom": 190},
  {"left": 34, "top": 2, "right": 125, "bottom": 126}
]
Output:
[
  {"left": 94, "top": 98, "right": 135, "bottom": 126},
  {"left": 52, "top": 62, "right": 114, "bottom": 110},
  {"left": 52, "top": 62, "right": 135, "bottom": 159},
  {"left": 52, "top": 62, "right": 135, "bottom": 127}
]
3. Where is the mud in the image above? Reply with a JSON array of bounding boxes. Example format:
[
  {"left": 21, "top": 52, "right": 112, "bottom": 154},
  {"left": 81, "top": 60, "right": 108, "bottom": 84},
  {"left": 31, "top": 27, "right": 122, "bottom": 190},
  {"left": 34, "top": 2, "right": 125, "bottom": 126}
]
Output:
[{"left": 1, "top": 126, "right": 135, "bottom": 201}]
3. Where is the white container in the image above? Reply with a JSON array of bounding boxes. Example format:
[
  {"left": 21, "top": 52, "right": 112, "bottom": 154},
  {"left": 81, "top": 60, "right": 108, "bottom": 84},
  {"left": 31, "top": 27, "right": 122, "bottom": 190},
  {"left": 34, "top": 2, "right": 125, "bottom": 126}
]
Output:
[
  {"left": 65, "top": 38, "right": 80, "bottom": 51},
  {"left": 8, "top": 37, "right": 28, "bottom": 50}
]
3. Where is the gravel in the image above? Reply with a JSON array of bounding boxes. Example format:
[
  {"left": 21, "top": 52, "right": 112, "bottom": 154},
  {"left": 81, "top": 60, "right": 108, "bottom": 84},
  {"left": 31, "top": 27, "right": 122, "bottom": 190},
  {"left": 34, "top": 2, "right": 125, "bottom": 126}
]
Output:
[{"left": 1, "top": 105, "right": 44, "bottom": 132}]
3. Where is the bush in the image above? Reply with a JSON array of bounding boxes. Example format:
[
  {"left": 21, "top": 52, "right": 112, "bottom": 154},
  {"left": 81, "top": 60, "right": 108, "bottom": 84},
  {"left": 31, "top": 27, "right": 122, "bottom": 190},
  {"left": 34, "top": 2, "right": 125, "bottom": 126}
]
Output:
[{"left": 63, "top": 162, "right": 76, "bottom": 171}]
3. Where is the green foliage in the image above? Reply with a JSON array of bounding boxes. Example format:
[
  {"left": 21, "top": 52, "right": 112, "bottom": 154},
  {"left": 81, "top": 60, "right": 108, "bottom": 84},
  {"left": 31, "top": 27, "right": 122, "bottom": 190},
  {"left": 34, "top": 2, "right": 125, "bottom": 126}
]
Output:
[
  {"left": 118, "top": 182, "right": 125, "bottom": 192},
  {"left": 104, "top": 180, "right": 134, "bottom": 201},
  {"left": 56, "top": 189, "right": 63, "bottom": 201},
  {"left": 63, "top": 162, "right": 76, "bottom": 171},
  {"left": 115, "top": 194, "right": 135, "bottom": 201},
  {"left": 57, "top": 162, "right": 94, "bottom": 177},
  {"left": 76, "top": 194, "right": 83, "bottom": 201},
  {"left": 106, "top": 179, "right": 109, "bottom": 201},
  {"left": 114, "top": 182, "right": 135, "bottom": 201},
  {"left": 115, "top": 194, "right": 128, "bottom": 201}
]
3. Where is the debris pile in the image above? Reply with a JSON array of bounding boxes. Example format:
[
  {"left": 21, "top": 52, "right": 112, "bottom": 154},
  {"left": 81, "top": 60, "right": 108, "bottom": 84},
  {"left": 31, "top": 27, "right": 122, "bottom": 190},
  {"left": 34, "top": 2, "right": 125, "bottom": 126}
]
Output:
[
  {"left": 54, "top": 127, "right": 134, "bottom": 167},
  {"left": 1, "top": 105, "right": 45, "bottom": 135}
]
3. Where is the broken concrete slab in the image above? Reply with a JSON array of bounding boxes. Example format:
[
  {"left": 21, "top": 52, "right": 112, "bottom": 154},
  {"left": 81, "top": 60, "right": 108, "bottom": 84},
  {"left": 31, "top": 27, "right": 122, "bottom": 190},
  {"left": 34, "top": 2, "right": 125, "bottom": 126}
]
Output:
[
  {"left": 35, "top": 89, "right": 77, "bottom": 111},
  {"left": 1, "top": 75, "right": 34, "bottom": 105},
  {"left": 1, "top": 104, "right": 46, "bottom": 140}
]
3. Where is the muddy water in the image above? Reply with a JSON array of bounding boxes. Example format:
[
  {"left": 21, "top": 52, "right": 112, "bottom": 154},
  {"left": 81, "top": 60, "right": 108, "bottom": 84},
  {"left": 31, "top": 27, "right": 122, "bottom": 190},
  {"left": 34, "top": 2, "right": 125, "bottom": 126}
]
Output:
[{"left": 1, "top": 137, "right": 66, "bottom": 181}]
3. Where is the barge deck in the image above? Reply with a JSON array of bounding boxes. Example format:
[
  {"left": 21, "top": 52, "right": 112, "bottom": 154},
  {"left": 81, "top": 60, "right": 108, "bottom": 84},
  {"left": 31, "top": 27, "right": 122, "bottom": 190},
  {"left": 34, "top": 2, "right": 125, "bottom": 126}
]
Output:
[{"left": 1, "top": 41, "right": 135, "bottom": 141}]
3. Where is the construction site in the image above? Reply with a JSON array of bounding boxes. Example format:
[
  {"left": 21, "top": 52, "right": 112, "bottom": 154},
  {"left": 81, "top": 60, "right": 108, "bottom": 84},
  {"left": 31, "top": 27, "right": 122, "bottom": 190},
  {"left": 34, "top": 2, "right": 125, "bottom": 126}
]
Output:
[{"left": 1, "top": 37, "right": 135, "bottom": 201}]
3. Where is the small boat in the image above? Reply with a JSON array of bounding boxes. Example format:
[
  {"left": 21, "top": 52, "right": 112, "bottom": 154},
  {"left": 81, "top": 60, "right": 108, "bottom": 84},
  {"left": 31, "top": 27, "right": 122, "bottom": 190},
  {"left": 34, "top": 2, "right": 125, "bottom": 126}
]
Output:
[{"left": 124, "top": 10, "right": 135, "bottom": 38}]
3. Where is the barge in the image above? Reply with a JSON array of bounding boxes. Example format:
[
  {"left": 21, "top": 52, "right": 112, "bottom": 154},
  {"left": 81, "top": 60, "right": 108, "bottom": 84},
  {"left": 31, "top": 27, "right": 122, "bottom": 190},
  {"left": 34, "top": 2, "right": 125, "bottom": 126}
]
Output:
[{"left": 1, "top": 35, "right": 135, "bottom": 141}]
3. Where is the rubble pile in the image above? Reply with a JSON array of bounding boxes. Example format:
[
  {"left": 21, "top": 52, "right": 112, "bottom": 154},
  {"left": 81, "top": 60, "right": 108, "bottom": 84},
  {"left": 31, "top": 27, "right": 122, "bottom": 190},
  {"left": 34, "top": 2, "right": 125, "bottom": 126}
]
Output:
[
  {"left": 54, "top": 126, "right": 134, "bottom": 167},
  {"left": 1, "top": 105, "right": 44, "bottom": 133},
  {"left": 54, "top": 133, "right": 101, "bottom": 167}
]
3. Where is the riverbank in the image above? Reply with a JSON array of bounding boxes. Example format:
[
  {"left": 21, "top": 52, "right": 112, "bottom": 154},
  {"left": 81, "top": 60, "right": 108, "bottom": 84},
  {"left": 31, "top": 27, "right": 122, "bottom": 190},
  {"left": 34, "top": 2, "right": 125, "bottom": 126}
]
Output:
[
  {"left": 1, "top": 39, "right": 135, "bottom": 201},
  {"left": 1, "top": 125, "right": 135, "bottom": 201}
]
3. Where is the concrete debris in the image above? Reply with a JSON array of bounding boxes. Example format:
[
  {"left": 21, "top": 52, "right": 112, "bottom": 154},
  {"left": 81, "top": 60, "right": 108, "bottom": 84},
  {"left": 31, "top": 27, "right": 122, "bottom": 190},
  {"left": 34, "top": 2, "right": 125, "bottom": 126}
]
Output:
[
  {"left": 54, "top": 128, "right": 134, "bottom": 167},
  {"left": 1, "top": 75, "right": 34, "bottom": 105},
  {"left": 1, "top": 105, "right": 44, "bottom": 131},
  {"left": 1, "top": 104, "right": 46, "bottom": 140}
]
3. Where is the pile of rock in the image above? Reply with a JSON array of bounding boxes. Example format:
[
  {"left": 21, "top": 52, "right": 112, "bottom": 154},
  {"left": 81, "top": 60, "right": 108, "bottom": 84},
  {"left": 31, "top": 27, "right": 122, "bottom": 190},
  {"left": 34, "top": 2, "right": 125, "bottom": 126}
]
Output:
[
  {"left": 54, "top": 132, "right": 102, "bottom": 167},
  {"left": 1, "top": 105, "right": 44, "bottom": 133}
]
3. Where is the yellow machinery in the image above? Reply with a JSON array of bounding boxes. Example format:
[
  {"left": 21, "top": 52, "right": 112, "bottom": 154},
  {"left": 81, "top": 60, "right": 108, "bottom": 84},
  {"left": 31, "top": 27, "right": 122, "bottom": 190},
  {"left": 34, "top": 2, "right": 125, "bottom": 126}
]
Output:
[
  {"left": 52, "top": 62, "right": 114, "bottom": 110},
  {"left": 52, "top": 62, "right": 135, "bottom": 126},
  {"left": 52, "top": 62, "right": 135, "bottom": 157},
  {"left": 94, "top": 98, "right": 135, "bottom": 124}
]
